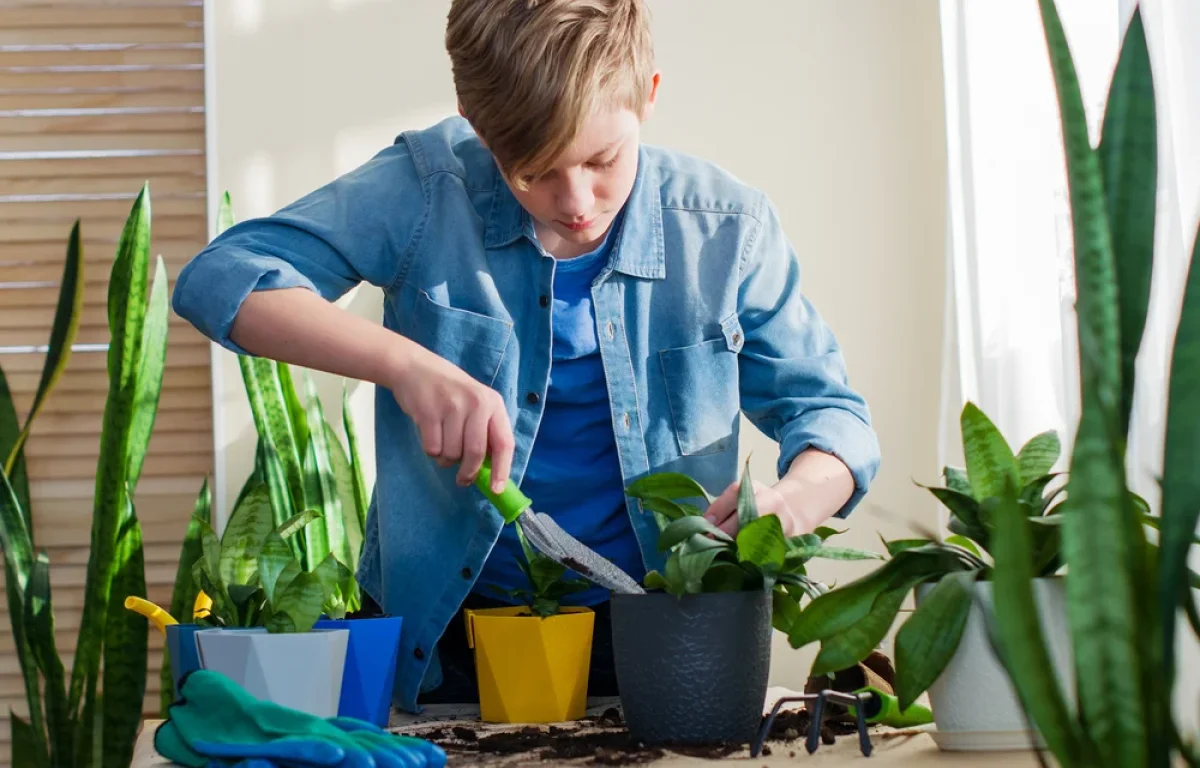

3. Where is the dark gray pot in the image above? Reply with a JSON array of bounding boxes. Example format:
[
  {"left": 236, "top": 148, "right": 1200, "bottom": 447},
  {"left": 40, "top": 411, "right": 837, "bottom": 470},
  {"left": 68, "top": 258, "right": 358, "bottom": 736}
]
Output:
[{"left": 611, "top": 589, "right": 771, "bottom": 745}]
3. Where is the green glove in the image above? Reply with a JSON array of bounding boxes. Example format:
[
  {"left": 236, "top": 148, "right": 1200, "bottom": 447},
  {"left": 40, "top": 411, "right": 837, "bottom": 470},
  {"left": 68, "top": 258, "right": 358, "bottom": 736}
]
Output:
[{"left": 155, "top": 670, "right": 446, "bottom": 768}]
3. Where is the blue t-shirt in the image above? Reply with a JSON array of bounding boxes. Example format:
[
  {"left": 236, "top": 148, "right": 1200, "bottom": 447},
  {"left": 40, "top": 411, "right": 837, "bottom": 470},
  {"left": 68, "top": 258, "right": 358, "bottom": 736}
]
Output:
[{"left": 474, "top": 216, "right": 645, "bottom": 606}]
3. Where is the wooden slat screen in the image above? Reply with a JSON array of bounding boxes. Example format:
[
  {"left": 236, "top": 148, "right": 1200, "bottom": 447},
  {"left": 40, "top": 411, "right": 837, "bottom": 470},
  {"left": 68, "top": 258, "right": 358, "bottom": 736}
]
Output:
[{"left": 0, "top": 0, "right": 211, "bottom": 761}]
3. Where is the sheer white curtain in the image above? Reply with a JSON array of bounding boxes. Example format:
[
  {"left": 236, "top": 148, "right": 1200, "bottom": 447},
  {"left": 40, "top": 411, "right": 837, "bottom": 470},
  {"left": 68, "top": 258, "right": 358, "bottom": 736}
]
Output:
[{"left": 937, "top": 0, "right": 1200, "bottom": 726}]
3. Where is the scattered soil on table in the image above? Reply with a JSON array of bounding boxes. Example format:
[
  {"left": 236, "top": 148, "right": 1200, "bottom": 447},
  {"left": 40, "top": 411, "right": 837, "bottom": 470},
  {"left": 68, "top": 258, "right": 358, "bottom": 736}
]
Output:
[{"left": 409, "top": 706, "right": 861, "bottom": 765}]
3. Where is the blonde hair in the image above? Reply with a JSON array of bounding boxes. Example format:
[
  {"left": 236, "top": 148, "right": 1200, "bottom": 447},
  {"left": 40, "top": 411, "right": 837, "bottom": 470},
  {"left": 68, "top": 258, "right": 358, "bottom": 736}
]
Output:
[{"left": 446, "top": 0, "right": 655, "bottom": 188}]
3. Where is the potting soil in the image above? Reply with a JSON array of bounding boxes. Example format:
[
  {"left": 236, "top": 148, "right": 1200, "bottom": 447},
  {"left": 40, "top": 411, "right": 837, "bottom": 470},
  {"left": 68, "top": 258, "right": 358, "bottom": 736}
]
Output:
[{"left": 401, "top": 706, "right": 859, "bottom": 765}]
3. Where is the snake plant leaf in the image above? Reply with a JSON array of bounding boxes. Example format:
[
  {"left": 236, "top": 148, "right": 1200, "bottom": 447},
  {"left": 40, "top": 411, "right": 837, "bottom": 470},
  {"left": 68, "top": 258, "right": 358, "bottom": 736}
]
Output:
[
  {"left": 325, "top": 424, "right": 362, "bottom": 574},
  {"left": 277, "top": 363, "right": 309, "bottom": 454},
  {"left": 216, "top": 190, "right": 236, "bottom": 235},
  {"left": 0, "top": 461, "right": 35, "bottom": 591},
  {"left": 942, "top": 466, "right": 971, "bottom": 496},
  {"left": 272, "top": 570, "right": 326, "bottom": 633},
  {"left": 736, "top": 514, "right": 788, "bottom": 572},
  {"left": 698, "top": 561, "right": 744, "bottom": 593},
  {"left": 258, "top": 532, "right": 296, "bottom": 606},
  {"left": 811, "top": 586, "right": 910, "bottom": 677},
  {"left": 625, "top": 472, "right": 712, "bottom": 503},
  {"left": 785, "top": 544, "right": 882, "bottom": 563},
  {"left": 658, "top": 514, "right": 732, "bottom": 551},
  {"left": 260, "top": 442, "right": 301, "bottom": 558},
  {"left": 11, "top": 712, "right": 45, "bottom": 768},
  {"left": 162, "top": 480, "right": 210, "bottom": 714},
  {"left": 311, "top": 552, "right": 344, "bottom": 606},
  {"left": 0, "top": 369, "right": 32, "bottom": 529},
  {"left": 71, "top": 185, "right": 152, "bottom": 742},
  {"left": 5, "top": 221, "right": 83, "bottom": 480},
  {"left": 342, "top": 386, "right": 369, "bottom": 535},
  {"left": 1159, "top": 225, "right": 1200, "bottom": 687},
  {"left": 960, "top": 403, "right": 1020, "bottom": 500},
  {"left": 637, "top": 497, "right": 692, "bottom": 524},
  {"left": 772, "top": 587, "right": 803, "bottom": 633},
  {"left": 1098, "top": 8, "right": 1156, "bottom": 433},
  {"left": 24, "top": 551, "right": 70, "bottom": 765},
  {"left": 219, "top": 483, "right": 275, "bottom": 586},
  {"left": 300, "top": 374, "right": 335, "bottom": 570},
  {"left": 894, "top": 570, "right": 976, "bottom": 711},
  {"left": 989, "top": 479, "right": 1084, "bottom": 766},
  {"left": 102, "top": 512, "right": 147, "bottom": 768},
  {"left": 274, "top": 509, "right": 321, "bottom": 540},
  {"left": 240, "top": 356, "right": 306, "bottom": 521},
  {"left": 813, "top": 525, "right": 846, "bottom": 540},
  {"left": 735, "top": 457, "right": 758, "bottom": 531},
  {"left": 125, "top": 256, "right": 169, "bottom": 491},
  {"left": 679, "top": 545, "right": 723, "bottom": 594},
  {"left": 923, "top": 485, "right": 989, "bottom": 545},
  {"left": 1015, "top": 431, "right": 1061, "bottom": 485}
]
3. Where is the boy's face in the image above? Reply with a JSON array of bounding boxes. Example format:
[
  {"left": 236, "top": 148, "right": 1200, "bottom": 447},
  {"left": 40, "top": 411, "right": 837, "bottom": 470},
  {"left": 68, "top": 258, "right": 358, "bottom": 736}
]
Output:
[{"left": 505, "top": 89, "right": 656, "bottom": 259}]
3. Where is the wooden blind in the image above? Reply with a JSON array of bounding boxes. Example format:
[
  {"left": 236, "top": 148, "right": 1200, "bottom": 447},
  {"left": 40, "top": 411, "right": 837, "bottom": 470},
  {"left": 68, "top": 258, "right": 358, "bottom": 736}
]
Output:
[{"left": 0, "top": 1, "right": 212, "bottom": 762}]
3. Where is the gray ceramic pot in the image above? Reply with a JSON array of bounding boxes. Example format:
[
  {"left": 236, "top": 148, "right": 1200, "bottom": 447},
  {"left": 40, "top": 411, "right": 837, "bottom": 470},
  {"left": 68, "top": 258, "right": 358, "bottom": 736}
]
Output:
[{"left": 611, "top": 589, "right": 771, "bottom": 745}]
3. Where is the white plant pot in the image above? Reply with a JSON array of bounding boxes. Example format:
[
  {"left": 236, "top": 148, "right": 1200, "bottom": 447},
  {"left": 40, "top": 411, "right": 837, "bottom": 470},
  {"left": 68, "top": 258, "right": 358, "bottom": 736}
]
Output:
[
  {"left": 916, "top": 577, "right": 1074, "bottom": 751},
  {"left": 195, "top": 627, "right": 350, "bottom": 718}
]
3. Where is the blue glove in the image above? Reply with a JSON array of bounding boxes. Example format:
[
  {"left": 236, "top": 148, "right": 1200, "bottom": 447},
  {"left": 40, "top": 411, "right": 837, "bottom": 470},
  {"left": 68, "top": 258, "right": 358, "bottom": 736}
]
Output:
[{"left": 155, "top": 670, "right": 447, "bottom": 768}]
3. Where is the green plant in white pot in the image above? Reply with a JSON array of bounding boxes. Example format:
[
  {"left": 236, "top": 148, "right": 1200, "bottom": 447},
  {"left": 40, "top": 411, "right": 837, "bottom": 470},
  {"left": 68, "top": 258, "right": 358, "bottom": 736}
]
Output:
[
  {"left": 188, "top": 487, "right": 353, "bottom": 718},
  {"left": 788, "top": 401, "right": 1076, "bottom": 750}
]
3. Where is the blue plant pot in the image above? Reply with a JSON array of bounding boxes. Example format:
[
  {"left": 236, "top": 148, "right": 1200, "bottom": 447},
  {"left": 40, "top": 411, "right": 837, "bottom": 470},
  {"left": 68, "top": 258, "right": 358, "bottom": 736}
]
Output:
[
  {"left": 165, "top": 623, "right": 203, "bottom": 701},
  {"left": 313, "top": 616, "right": 403, "bottom": 726}
]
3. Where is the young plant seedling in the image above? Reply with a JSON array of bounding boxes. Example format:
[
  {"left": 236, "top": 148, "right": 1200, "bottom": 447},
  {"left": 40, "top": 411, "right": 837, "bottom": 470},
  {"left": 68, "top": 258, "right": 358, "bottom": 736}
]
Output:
[
  {"left": 490, "top": 524, "right": 590, "bottom": 618},
  {"left": 625, "top": 458, "right": 880, "bottom": 632}
]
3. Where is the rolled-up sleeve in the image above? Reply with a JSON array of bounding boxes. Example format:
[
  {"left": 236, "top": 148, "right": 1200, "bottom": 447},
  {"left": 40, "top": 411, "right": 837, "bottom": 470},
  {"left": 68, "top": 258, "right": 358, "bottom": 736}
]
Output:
[
  {"left": 736, "top": 193, "right": 881, "bottom": 517},
  {"left": 172, "top": 139, "right": 425, "bottom": 354}
]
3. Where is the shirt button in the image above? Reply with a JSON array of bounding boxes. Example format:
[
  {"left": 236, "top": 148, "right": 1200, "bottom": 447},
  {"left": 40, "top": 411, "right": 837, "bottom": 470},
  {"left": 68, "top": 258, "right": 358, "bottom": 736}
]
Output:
[
  {"left": 606, "top": 321, "right": 615, "bottom": 339},
  {"left": 622, "top": 413, "right": 631, "bottom": 430},
  {"left": 539, "top": 295, "right": 549, "bottom": 308},
  {"left": 413, "top": 647, "right": 425, "bottom": 660},
  {"left": 461, "top": 567, "right": 472, "bottom": 579},
  {"left": 732, "top": 332, "right": 742, "bottom": 345},
  {"left": 526, "top": 392, "right": 540, "bottom": 405}
]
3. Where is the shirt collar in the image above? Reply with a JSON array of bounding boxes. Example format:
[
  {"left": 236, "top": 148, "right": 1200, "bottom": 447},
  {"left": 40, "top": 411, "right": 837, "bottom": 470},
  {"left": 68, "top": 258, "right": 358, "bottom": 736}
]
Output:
[{"left": 482, "top": 146, "right": 665, "bottom": 280}]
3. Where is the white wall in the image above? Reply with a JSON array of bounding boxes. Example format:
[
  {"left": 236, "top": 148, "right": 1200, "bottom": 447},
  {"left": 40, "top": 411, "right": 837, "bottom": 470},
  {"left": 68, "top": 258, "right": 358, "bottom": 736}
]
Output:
[{"left": 205, "top": 0, "right": 948, "bottom": 688}]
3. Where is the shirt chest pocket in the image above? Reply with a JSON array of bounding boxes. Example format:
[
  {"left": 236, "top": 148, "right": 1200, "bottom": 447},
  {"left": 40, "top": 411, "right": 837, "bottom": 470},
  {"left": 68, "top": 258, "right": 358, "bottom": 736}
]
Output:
[
  {"left": 407, "top": 290, "right": 513, "bottom": 387},
  {"left": 658, "top": 312, "right": 744, "bottom": 457}
]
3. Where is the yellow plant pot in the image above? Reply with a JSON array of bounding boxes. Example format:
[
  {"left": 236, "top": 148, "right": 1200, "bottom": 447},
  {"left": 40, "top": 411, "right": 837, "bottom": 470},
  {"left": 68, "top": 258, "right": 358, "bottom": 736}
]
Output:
[{"left": 466, "top": 605, "right": 595, "bottom": 723}]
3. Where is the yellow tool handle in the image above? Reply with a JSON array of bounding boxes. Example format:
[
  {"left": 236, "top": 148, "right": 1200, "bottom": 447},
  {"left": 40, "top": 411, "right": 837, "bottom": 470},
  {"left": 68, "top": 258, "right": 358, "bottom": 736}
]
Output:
[{"left": 123, "top": 597, "right": 177, "bottom": 636}]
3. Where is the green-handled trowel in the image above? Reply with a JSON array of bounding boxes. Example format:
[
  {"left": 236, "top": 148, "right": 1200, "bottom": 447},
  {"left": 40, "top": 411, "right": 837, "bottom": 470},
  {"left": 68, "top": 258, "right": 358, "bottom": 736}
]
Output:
[{"left": 473, "top": 458, "right": 645, "bottom": 595}]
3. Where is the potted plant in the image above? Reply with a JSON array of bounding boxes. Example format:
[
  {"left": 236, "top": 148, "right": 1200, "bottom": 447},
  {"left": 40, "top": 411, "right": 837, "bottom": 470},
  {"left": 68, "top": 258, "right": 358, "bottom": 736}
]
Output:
[
  {"left": 466, "top": 525, "right": 595, "bottom": 724},
  {"left": 617, "top": 459, "right": 880, "bottom": 745},
  {"left": 981, "top": 3, "right": 1200, "bottom": 766},
  {"left": 186, "top": 489, "right": 352, "bottom": 719},
  {"left": 788, "top": 401, "right": 1077, "bottom": 750},
  {"left": 0, "top": 186, "right": 165, "bottom": 767}
]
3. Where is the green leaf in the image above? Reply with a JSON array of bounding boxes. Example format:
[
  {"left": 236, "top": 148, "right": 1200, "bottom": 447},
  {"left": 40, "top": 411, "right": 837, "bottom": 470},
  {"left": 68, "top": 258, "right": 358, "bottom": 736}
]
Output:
[
  {"left": 773, "top": 587, "right": 803, "bottom": 633},
  {"left": 813, "top": 526, "right": 845, "bottom": 540},
  {"left": 678, "top": 545, "right": 722, "bottom": 593},
  {"left": 4, "top": 558, "right": 46, "bottom": 766},
  {"left": 325, "top": 423, "right": 362, "bottom": 575},
  {"left": 944, "top": 535, "right": 982, "bottom": 559},
  {"left": 960, "top": 402, "right": 1019, "bottom": 500},
  {"left": 1020, "top": 473, "right": 1063, "bottom": 514},
  {"left": 662, "top": 554, "right": 687, "bottom": 598},
  {"left": 24, "top": 551, "right": 69, "bottom": 765},
  {"left": 529, "top": 557, "right": 567, "bottom": 596},
  {"left": 702, "top": 562, "right": 747, "bottom": 593},
  {"left": 736, "top": 514, "right": 787, "bottom": 571},
  {"left": 273, "top": 571, "right": 327, "bottom": 633},
  {"left": 989, "top": 475, "right": 1084, "bottom": 766},
  {"left": 894, "top": 571, "right": 976, "bottom": 710},
  {"left": 125, "top": 256, "right": 169, "bottom": 492},
  {"left": 943, "top": 466, "right": 971, "bottom": 496},
  {"left": 219, "top": 483, "right": 275, "bottom": 586},
  {"left": 0, "top": 368, "right": 32, "bottom": 529},
  {"left": 239, "top": 355, "right": 306, "bottom": 528},
  {"left": 658, "top": 515, "right": 732, "bottom": 551},
  {"left": 1015, "top": 430, "right": 1061, "bottom": 485},
  {"left": 258, "top": 532, "right": 296, "bottom": 606},
  {"left": 277, "top": 363, "right": 309, "bottom": 455},
  {"left": 1159, "top": 166, "right": 1200, "bottom": 723},
  {"left": 5, "top": 219, "right": 84, "bottom": 478},
  {"left": 882, "top": 538, "right": 933, "bottom": 557},
  {"left": 11, "top": 712, "right": 46, "bottom": 768},
  {"left": 274, "top": 509, "right": 321, "bottom": 540},
  {"left": 625, "top": 472, "right": 712, "bottom": 503},
  {"left": 300, "top": 373, "right": 337, "bottom": 571},
  {"left": 924, "top": 486, "right": 988, "bottom": 545},
  {"left": 638, "top": 497, "right": 693, "bottom": 522},
  {"left": 736, "top": 458, "right": 758, "bottom": 531},
  {"left": 260, "top": 443, "right": 301, "bottom": 559},
  {"left": 342, "top": 386, "right": 370, "bottom": 537},
  {"left": 1098, "top": 8, "right": 1156, "bottom": 434},
  {"left": 786, "top": 544, "right": 882, "bottom": 563},
  {"left": 73, "top": 185, "right": 153, "bottom": 756},
  {"left": 102, "top": 513, "right": 148, "bottom": 768},
  {"left": 644, "top": 570, "right": 670, "bottom": 592},
  {"left": 811, "top": 586, "right": 909, "bottom": 677},
  {"left": 0, "top": 461, "right": 36, "bottom": 594},
  {"left": 216, "top": 190, "right": 236, "bottom": 235},
  {"left": 311, "top": 553, "right": 344, "bottom": 607}
]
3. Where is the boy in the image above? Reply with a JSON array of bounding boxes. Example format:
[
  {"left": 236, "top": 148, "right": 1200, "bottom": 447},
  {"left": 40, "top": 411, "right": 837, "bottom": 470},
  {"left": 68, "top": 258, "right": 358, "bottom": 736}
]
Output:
[{"left": 172, "top": 0, "right": 880, "bottom": 712}]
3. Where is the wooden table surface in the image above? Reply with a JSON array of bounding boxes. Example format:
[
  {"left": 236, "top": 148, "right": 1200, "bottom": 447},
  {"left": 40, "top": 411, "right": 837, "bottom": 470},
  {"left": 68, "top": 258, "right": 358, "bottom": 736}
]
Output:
[{"left": 133, "top": 690, "right": 1042, "bottom": 767}]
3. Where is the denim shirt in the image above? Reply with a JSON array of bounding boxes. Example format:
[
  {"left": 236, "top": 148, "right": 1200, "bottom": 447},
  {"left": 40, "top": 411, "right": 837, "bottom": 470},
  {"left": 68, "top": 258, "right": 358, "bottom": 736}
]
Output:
[{"left": 172, "top": 116, "right": 880, "bottom": 713}]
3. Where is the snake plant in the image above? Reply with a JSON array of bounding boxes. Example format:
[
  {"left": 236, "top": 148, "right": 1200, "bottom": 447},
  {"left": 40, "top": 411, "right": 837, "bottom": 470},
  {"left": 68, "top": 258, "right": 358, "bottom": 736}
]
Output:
[
  {"left": 983, "top": 3, "right": 1199, "bottom": 766},
  {"left": 0, "top": 186, "right": 166, "bottom": 768}
]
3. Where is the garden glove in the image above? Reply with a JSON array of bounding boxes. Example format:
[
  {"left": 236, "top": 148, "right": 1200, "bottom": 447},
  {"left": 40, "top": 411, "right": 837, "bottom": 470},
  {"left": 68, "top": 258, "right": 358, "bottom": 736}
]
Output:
[{"left": 155, "top": 670, "right": 447, "bottom": 768}]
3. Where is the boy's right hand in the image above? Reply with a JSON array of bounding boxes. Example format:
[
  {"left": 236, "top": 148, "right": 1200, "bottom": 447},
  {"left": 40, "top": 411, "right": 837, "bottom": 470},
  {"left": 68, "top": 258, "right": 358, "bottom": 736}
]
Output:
[{"left": 385, "top": 341, "right": 514, "bottom": 494}]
